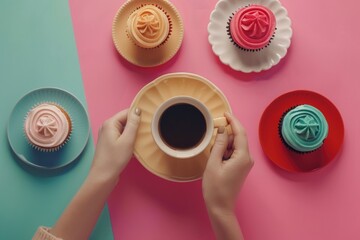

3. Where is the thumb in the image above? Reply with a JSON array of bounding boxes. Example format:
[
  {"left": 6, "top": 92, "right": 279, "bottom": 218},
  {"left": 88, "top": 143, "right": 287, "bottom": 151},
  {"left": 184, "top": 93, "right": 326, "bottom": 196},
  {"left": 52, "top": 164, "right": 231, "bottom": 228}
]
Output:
[
  {"left": 207, "top": 126, "right": 228, "bottom": 168},
  {"left": 121, "top": 108, "right": 141, "bottom": 144}
]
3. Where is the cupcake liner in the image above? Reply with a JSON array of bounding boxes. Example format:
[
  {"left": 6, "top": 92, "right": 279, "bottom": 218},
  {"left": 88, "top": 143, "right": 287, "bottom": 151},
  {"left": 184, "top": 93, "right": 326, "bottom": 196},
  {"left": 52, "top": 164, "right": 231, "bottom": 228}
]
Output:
[
  {"left": 23, "top": 102, "right": 73, "bottom": 152},
  {"left": 278, "top": 106, "right": 324, "bottom": 154},
  {"left": 226, "top": 5, "right": 277, "bottom": 52},
  {"left": 126, "top": 3, "right": 173, "bottom": 49}
]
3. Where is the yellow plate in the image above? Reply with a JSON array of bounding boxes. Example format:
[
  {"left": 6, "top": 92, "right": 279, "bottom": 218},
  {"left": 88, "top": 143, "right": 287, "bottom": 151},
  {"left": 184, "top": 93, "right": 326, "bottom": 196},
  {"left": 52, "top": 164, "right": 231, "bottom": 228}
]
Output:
[
  {"left": 112, "top": 0, "right": 184, "bottom": 67},
  {"left": 130, "top": 73, "right": 232, "bottom": 182}
]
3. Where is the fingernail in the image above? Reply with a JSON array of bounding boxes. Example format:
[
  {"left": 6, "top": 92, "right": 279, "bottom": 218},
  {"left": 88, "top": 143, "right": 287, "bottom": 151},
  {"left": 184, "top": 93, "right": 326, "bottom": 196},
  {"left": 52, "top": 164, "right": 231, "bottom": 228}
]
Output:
[
  {"left": 218, "top": 126, "right": 225, "bottom": 134},
  {"left": 135, "top": 108, "right": 141, "bottom": 116}
]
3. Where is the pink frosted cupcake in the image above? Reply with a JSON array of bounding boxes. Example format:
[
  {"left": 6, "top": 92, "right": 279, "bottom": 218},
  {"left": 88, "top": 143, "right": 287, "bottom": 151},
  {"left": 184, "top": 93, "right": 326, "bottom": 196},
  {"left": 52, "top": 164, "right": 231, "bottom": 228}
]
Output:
[
  {"left": 228, "top": 4, "right": 276, "bottom": 51},
  {"left": 24, "top": 103, "right": 72, "bottom": 152}
]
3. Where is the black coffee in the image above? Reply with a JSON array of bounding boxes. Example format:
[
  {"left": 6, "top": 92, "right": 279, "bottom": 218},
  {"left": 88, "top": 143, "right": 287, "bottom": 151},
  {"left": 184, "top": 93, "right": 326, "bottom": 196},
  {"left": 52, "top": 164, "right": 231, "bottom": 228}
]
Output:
[{"left": 159, "top": 103, "right": 206, "bottom": 149}]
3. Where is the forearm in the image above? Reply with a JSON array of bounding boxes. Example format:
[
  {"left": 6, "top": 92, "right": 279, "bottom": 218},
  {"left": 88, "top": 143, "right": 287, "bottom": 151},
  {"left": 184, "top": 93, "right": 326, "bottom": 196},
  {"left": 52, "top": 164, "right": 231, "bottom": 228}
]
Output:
[
  {"left": 207, "top": 207, "right": 244, "bottom": 240},
  {"left": 50, "top": 169, "right": 117, "bottom": 240}
]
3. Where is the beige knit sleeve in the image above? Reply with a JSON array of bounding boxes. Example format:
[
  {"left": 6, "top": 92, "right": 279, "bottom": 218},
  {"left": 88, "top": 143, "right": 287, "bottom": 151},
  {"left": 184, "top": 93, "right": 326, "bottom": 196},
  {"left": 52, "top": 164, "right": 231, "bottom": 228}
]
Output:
[{"left": 32, "top": 226, "right": 63, "bottom": 240}]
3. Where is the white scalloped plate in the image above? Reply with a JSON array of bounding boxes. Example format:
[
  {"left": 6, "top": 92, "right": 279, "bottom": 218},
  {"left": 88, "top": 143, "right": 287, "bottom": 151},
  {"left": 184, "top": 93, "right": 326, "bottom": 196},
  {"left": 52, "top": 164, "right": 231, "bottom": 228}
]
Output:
[{"left": 208, "top": 0, "right": 292, "bottom": 73}]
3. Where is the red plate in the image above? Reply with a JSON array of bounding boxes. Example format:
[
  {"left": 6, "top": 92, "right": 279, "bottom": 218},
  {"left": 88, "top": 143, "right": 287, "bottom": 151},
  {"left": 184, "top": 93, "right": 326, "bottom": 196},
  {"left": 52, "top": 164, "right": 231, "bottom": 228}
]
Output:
[{"left": 259, "top": 90, "right": 344, "bottom": 172}]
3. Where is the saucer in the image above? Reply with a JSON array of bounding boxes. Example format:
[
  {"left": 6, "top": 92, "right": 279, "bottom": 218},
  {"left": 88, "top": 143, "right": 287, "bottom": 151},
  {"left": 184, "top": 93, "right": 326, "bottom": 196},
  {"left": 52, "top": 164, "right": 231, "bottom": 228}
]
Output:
[
  {"left": 208, "top": 0, "right": 292, "bottom": 73},
  {"left": 112, "top": 0, "right": 184, "bottom": 67},
  {"left": 7, "top": 88, "right": 90, "bottom": 170},
  {"left": 259, "top": 90, "right": 344, "bottom": 172},
  {"left": 130, "top": 73, "right": 232, "bottom": 181}
]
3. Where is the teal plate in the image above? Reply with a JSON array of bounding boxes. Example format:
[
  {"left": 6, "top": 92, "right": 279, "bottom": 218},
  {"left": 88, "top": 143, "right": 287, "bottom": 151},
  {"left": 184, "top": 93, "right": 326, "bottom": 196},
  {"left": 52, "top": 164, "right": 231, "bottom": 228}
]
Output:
[{"left": 7, "top": 88, "right": 90, "bottom": 170}]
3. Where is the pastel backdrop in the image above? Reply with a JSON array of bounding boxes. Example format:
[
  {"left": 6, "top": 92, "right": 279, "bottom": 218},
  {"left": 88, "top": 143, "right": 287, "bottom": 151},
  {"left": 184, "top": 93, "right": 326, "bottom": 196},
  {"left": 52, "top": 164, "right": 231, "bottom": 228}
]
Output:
[
  {"left": 1, "top": 0, "right": 359, "bottom": 239},
  {"left": 69, "top": 0, "right": 360, "bottom": 239}
]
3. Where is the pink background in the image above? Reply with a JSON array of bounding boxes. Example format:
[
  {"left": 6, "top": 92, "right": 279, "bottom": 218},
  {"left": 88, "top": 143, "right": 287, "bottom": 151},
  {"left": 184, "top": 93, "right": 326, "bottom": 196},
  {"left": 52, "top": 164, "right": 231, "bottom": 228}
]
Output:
[{"left": 70, "top": 0, "right": 360, "bottom": 239}]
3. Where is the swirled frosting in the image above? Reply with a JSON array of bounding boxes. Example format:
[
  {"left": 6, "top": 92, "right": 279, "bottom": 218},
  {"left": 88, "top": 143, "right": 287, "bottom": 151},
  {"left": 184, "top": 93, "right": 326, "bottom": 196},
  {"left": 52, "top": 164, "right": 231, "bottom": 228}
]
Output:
[
  {"left": 24, "top": 103, "right": 71, "bottom": 149},
  {"left": 281, "top": 105, "right": 329, "bottom": 152},
  {"left": 127, "top": 5, "right": 170, "bottom": 48},
  {"left": 230, "top": 5, "right": 276, "bottom": 49}
]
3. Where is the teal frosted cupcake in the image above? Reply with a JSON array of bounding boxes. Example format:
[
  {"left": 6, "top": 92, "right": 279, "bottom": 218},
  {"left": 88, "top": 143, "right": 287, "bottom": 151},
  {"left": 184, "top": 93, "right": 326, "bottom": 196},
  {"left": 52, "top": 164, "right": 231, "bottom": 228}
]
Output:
[{"left": 279, "top": 105, "right": 329, "bottom": 153}]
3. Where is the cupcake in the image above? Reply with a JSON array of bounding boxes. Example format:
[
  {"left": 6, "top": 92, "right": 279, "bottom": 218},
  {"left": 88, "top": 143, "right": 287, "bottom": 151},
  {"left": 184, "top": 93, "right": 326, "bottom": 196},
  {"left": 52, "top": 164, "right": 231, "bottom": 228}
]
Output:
[
  {"left": 24, "top": 103, "right": 72, "bottom": 152},
  {"left": 126, "top": 4, "right": 171, "bottom": 49},
  {"left": 279, "top": 105, "right": 329, "bottom": 153},
  {"left": 228, "top": 4, "right": 276, "bottom": 51}
]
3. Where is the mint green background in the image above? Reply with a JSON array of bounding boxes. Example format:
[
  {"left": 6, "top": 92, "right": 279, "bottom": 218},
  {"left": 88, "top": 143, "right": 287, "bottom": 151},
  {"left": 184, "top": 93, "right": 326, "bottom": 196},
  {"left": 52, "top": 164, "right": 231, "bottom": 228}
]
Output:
[{"left": 0, "top": 0, "right": 113, "bottom": 239}]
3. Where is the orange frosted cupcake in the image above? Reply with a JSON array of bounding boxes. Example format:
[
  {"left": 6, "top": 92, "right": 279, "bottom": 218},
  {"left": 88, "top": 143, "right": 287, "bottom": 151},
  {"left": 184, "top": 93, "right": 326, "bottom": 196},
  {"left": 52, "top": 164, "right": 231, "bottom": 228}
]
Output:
[
  {"left": 126, "top": 4, "right": 170, "bottom": 49},
  {"left": 24, "top": 103, "right": 72, "bottom": 152}
]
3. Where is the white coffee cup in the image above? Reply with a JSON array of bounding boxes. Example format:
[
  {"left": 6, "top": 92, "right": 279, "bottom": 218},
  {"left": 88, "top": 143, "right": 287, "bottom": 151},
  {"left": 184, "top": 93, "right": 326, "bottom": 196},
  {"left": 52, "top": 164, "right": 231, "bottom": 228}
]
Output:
[{"left": 151, "top": 96, "right": 230, "bottom": 159}]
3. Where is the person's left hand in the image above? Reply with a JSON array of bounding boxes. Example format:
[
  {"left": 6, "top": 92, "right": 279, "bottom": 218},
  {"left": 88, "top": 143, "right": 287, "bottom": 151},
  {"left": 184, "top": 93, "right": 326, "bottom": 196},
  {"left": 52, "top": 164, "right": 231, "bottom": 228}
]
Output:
[{"left": 91, "top": 108, "right": 141, "bottom": 183}]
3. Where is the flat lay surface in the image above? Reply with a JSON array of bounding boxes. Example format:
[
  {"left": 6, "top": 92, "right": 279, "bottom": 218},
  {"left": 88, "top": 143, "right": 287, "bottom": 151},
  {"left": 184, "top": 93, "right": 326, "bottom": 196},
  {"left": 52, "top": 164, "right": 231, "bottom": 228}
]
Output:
[{"left": 1, "top": 0, "right": 360, "bottom": 239}]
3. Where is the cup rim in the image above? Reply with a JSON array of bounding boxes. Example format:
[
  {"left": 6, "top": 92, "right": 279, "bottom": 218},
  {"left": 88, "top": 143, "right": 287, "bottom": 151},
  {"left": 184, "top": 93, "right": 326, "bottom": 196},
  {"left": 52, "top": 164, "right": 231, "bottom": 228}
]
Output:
[{"left": 151, "top": 96, "right": 214, "bottom": 159}]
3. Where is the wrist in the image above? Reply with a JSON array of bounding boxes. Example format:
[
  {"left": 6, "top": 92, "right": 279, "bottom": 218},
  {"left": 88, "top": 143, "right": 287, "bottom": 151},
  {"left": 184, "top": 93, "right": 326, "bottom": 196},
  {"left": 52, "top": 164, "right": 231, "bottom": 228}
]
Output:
[
  {"left": 206, "top": 202, "right": 236, "bottom": 218},
  {"left": 89, "top": 155, "right": 122, "bottom": 186},
  {"left": 88, "top": 168, "right": 119, "bottom": 190},
  {"left": 206, "top": 205, "right": 243, "bottom": 240}
]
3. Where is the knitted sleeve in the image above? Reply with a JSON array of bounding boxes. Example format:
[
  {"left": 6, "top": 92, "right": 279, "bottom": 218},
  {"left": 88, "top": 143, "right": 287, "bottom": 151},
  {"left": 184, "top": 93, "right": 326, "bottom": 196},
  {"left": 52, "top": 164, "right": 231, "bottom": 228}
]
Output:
[{"left": 32, "top": 226, "right": 63, "bottom": 240}]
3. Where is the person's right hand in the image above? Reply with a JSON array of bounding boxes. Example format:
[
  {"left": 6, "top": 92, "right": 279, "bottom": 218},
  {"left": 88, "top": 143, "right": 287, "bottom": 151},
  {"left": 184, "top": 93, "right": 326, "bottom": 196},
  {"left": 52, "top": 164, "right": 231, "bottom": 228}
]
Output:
[
  {"left": 91, "top": 108, "right": 141, "bottom": 184},
  {"left": 202, "top": 112, "right": 254, "bottom": 214}
]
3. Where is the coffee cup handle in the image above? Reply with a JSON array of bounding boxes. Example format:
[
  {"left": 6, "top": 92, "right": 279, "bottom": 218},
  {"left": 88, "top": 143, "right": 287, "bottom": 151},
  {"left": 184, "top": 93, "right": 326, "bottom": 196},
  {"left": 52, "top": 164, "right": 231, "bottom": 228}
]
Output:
[{"left": 213, "top": 117, "right": 232, "bottom": 135}]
